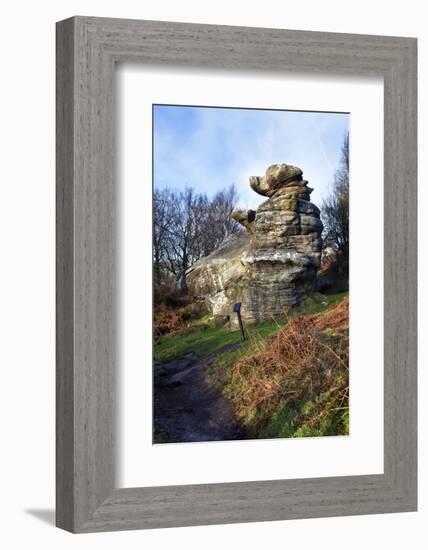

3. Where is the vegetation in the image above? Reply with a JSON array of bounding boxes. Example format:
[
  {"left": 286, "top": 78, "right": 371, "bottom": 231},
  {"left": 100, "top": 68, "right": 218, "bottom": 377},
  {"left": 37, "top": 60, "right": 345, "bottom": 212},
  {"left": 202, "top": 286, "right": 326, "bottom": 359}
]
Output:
[
  {"left": 155, "top": 291, "right": 346, "bottom": 360},
  {"left": 154, "top": 301, "right": 208, "bottom": 338},
  {"left": 155, "top": 322, "right": 242, "bottom": 361},
  {"left": 153, "top": 184, "right": 240, "bottom": 291},
  {"left": 321, "top": 133, "right": 350, "bottom": 276},
  {"left": 154, "top": 291, "right": 349, "bottom": 439},
  {"left": 155, "top": 315, "right": 296, "bottom": 362},
  {"left": 223, "top": 297, "right": 349, "bottom": 438}
]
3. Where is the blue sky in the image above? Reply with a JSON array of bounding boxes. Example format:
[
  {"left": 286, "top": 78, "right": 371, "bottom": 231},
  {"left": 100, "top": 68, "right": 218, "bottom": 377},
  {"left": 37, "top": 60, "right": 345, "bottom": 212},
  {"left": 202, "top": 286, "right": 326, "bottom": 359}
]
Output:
[{"left": 153, "top": 105, "right": 349, "bottom": 209}]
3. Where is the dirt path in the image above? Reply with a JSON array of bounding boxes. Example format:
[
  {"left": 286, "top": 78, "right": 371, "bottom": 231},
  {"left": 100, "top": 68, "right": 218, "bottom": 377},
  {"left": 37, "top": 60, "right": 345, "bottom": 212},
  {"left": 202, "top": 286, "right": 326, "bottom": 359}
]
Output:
[{"left": 154, "top": 344, "right": 245, "bottom": 443}]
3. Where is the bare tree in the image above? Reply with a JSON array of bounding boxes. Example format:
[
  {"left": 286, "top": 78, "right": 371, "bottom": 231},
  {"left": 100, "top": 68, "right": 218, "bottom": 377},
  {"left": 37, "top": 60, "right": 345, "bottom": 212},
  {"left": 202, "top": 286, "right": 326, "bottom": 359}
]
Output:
[
  {"left": 166, "top": 188, "right": 201, "bottom": 292},
  {"left": 201, "top": 184, "right": 240, "bottom": 256},
  {"left": 153, "top": 184, "right": 240, "bottom": 292},
  {"left": 321, "top": 133, "right": 349, "bottom": 273},
  {"left": 153, "top": 188, "right": 174, "bottom": 287}
]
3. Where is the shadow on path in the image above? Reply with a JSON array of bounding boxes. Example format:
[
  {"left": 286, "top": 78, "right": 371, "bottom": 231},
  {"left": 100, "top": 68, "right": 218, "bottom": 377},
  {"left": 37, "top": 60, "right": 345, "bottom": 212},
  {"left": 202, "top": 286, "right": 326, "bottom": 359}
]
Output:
[{"left": 154, "top": 343, "right": 245, "bottom": 443}]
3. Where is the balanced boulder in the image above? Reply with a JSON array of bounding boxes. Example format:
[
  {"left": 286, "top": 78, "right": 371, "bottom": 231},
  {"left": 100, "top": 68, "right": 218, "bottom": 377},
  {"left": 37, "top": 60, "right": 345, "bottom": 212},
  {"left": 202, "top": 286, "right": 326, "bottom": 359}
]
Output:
[{"left": 187, "top": 163, "right": 323, "bottom": 325}]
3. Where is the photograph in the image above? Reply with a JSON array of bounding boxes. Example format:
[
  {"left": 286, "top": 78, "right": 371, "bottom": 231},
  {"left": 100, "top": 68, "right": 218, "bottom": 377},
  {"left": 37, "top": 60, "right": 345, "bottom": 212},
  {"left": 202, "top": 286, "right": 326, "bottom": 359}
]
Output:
[
  {"left": 0, "top": 3, "right": 418, "bottom": 541},
  {"left": 152, "top": 103, "right": 350, "bottom": 444}
]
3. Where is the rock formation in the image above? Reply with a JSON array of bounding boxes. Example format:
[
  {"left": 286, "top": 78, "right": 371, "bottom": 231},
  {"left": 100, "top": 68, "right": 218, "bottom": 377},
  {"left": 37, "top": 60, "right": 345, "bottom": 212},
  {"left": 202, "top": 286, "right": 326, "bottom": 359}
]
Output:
[{"left": 187, "top": 163, "right": 323, "bottom": 325}]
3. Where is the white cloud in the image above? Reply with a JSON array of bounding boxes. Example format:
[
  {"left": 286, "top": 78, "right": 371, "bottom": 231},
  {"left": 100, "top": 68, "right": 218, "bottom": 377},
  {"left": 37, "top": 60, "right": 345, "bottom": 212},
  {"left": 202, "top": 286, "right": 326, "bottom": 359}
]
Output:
[{"left": 154, "top": 107, "right": 349, "bottom": 210}]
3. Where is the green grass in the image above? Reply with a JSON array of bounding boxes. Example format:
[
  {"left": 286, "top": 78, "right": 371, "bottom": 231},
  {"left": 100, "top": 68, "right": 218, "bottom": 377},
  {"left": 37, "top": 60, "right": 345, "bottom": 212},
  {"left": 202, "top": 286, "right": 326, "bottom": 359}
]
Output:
[
  {"left": 155, "top": 316, "right": 294, "bottom": 363},
  {"left": 154, "top": 323, "right": 242, "bottom": 361},
  {"left": 154, "top": 290, "right": 349, "bottom": 441},
  {"left": 216, "top": 291, "right": 347, "bottom": 368},
  {"left": 293, "top": 290, "right": 347, "bottom": 315},
  {"left": 154, "top": 291, "right": 348, "bottom": 363},
  {"left": 258, "top": 393, "right": 349, "bottom": 440},
  {"left": 219, "top": 292, "right": 349, "bottom": 440}
]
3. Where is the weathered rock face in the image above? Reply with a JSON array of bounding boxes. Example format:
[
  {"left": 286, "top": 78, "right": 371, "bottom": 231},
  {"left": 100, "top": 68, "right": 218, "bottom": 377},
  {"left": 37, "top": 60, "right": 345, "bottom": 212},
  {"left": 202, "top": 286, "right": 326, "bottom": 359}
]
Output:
[{"left": 187, "top": 163, "right": 323, "bottom": 325}]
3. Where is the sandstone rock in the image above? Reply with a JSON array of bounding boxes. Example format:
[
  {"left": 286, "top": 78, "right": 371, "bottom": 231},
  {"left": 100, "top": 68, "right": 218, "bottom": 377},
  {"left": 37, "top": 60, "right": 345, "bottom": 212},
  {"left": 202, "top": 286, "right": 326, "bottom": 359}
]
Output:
[
  {"left": 231, "top": 209, "right": 256, "bottom": 233},
  {"left": 186, "top": 231, "right": 250, "bottom": 318},
  {"left": 187, "top": 163, "right": 323, "bottom": 325},
  {"left": 250, "top": 163, "right": 304, "bottom": 197},
  {"left": 213, "top": 315, "right": 231, "bottom": 327}
]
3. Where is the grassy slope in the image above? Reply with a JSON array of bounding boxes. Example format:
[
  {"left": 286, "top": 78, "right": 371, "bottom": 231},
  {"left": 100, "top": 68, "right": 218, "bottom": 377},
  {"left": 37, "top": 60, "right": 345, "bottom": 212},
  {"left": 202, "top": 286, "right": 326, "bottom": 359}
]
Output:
[
  {"left": 155, "top": 291, "right": 347, "bottom": 363},
  {"left": 220, "top": 294, "right": 349, "bottom": 439},
  {"left": 154, "top": 291, "right": 349, "bottom": 440}
]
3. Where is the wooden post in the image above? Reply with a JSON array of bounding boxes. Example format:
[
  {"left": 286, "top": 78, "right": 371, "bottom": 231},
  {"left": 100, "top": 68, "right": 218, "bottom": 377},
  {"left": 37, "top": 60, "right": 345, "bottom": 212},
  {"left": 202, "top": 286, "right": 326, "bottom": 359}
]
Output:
[{"left": 233, "top": 303, "right": 246, "bottom": 341}]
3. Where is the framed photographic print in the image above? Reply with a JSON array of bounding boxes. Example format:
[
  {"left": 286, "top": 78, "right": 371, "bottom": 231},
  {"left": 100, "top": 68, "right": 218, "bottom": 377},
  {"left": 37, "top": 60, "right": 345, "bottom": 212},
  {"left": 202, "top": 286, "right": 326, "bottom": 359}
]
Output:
[{"left": 56, "top": 16, "right": 417, "bottom": 532}]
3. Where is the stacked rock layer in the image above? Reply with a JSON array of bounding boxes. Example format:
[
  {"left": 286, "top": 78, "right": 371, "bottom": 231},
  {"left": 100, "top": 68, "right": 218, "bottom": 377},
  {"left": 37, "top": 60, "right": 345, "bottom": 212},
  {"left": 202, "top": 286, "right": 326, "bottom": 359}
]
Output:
[{"left": 187, "top": 163, "right": 323, "bottom": 325}]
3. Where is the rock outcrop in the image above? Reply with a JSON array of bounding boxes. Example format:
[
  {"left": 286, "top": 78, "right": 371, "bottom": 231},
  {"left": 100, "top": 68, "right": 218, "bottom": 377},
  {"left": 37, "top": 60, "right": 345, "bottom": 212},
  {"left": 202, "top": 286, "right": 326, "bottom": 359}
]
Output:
[{"left": 187, "top": 163, "right": 323, "bottom": 325}]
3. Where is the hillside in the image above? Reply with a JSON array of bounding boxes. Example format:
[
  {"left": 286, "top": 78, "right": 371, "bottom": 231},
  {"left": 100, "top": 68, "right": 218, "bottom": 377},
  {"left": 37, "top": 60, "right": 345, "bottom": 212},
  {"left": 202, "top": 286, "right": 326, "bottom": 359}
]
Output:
[
  {"left": 220, "top": 296, "right": 349, "bottom": 438},
  {"left": 154, "top": 292, "right": 349, "bottom": 441}
]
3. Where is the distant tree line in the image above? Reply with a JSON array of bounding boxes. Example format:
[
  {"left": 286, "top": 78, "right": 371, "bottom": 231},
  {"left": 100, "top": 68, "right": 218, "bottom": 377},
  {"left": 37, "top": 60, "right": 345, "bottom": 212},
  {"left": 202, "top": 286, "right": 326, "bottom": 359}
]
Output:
[
  {"left": 321, "top": 133, "right": 349, "bottom": 275},
  {"left": 153, "top": 184, "right": 240, "bottom": 292}
]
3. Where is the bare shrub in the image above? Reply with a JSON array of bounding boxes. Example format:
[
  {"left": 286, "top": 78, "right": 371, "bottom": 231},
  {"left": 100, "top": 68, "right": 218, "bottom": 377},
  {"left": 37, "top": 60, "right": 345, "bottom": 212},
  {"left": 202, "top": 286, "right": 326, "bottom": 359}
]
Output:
[
  {"left": 225, "top": 298, "right": 349, "bottom": 437},
  {"left": 154, "top": 299, "right": 208, "bottom": 338}
]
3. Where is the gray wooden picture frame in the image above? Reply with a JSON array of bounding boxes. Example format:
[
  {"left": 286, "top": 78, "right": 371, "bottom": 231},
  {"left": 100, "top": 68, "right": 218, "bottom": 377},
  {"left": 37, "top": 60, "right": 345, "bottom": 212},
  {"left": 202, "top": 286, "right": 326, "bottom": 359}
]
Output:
[{"left": 56, "top": 16, "right": 417, "bottom": 533}]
